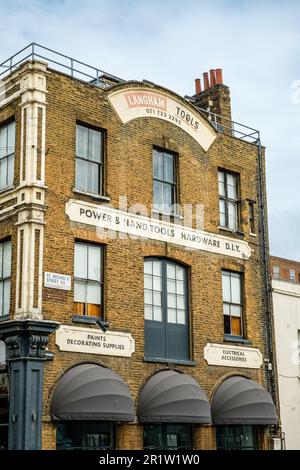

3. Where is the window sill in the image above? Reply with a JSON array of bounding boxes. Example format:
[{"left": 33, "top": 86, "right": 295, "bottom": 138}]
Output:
[
  {"left": 73, "top": 189, "right": 111, "bottom": 202},
  {"left": 0, "top": 315, "right": 10, "bottom": 323},
  {"left": 0, "top": 185, "right": 15, "bottom": 196},
  {"left": 223, "top": 334, "right": 252, "bottom": 345},
  {"left": 218, "top": 226, "right": 245, "bottom": 237},
  {"left": 143, "top": 356, "right": 196, "bottom": 366},
  {"left": 72, "top": 315, "right": 107, "bottom": 325},
  {"left": 151, "top": 210, "right": 183, "bottom": 221},
  {"left": 249, "top": 232, "right": 257, "bottom": 237}
]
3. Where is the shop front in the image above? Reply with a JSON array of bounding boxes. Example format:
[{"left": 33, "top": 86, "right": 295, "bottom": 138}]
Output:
[
  {"left": 51, "top": 363, "right": 135, "bottom": 450},
  {"left": 211, "top": 376, "right": 277, "bottom": 450},
  {"left": 138, "top": 370, "right": 211, "bottom": 450}
]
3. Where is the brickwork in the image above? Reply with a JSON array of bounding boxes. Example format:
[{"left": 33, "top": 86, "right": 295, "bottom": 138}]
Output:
[
  {"left": 270, "top": 255, "right": 300, "bottom": 283},
  {"left": 0, "top": 59, "right": 278, "bottom": 450}
]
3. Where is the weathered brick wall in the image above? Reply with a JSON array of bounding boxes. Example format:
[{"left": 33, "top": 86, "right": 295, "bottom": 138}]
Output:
[
  {"left": 0, "top": 64, "right": 276, "bottom": 450},
  {"left": 270, "top": 255, "right": 300, "bottom": 282}
]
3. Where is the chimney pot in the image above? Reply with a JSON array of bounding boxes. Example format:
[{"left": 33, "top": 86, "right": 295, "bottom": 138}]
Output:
[
  {"left": 215, "top": 68, "right": 223, "bottom": 84},
  {"left": 209, "top": 69, "right": 216, "bottom": 87},
  {"left": 195, "top": 78, "right": 201, "bottom": 94},
  {"left": 203, "top": 72, "right": 209, "bottom": 90}
]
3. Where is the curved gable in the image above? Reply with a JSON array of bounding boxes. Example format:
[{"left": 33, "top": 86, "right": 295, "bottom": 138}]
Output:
[{"left": 107, "top": 82, "right": 217, "bottom": 152}]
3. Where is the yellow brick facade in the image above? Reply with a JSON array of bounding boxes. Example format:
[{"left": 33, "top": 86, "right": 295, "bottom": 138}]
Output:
[{"left": 0, "top": 56, "right": 279, "bottom": 450}]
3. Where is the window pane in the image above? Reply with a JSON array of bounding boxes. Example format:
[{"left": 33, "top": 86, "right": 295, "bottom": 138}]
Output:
[
  {"left": 87, "top": 283, "right": 101, "bottom": 305},
  {"left": 219, "top": 199, "right": 226, "bottom": 226},
  {"left": 7, "top": 154, "right": 14, "bottom": 186},
  {"left": 153, "top": 306, "right": 162, "bottom": 321},
  {"left": 74, "top": 280, "right": 86, "bottom": 302},
  {"left": 177, "top": 295, "right": 185, "bottom": 309},
  {"left": 144, "top": 260, "right": 152, "bottom": 275},
  {"left": 164, "top": 153, "right": 174, "bottom": 183},
  {"left": 228, "top": 202, "right": 237, "bottom": 230},
  {"left": 167, "top": 293, "right": 176, "bottom": 308},
  {"left": 7, "top": 122, "right": 15, "bottom": 151},
  {"left": 0, "top": 244, "right": 2, "bottom": 278},
  {"left": 0, "top": 157, "right": 7, "bottom": 189},
  {"left": 76, "top": 125, "right": 88, "bottom": 159},
  {"left": 231, "top": 274, "right": 241, "bottom": 304},
  {"left": 88, "top": 245, "right": 101, "bottom": 281},
  {"left": 144, "top": 274, "right": 152, "bottom": 289},
  {"left": 153, "top": 180, "right": 163, "bottom": 209},
  {"left": 144, "top": 304, "right": 153, "bottom": 320},
  {"left": 0, "top": 126, "right": 6, "bottom": 158},
  {"left": 176, "top": 266, "right": 184, "bottom": 280},
  {"left": 153, "top": 291, "right": 162, "bottom": 306},
  {"left": 224, "top": 315, "right": 231, "bottom": 334},
  {"left": 167, "top": 263, "right": 176, "bottom": 279},
  {"left": 231, "top": 304, "right": 241, "bottom": 317},
  {"left": 218, "top": 171, "right": 225, "bottom": 196},
  {"left": 75, "top": 158, "right": 87, "bottom": 191},
  {"left": 0, "top": 282, "right": 3, "bottom": 316},
  {"left": 144, "top": 289, "right": 152, "bottom": 305},
  {"left": 74, "top": 243, "right": 87, "bottom": 279},
  {"left": 3, "top": 279, "right": 10, "bottom": 316},
  {"left": 153, "top": 276, "right": 162, "bottom": 291},
  {"left": 177, "top": 309, "right": 186, "bottom": 324},
  {"left": 231, "top": 316, "right": 242, "bottom": 336},
  {"left": 89, "top": 129, "right": 101, "bottom": 162},
  {"left": 163, "top": 184, "right": 173, "bottom": 209},
  {"left": 3, "top": 241, "right": 11, "bottom": 277},
  {"left": 222, "top": 273, "right": 231, "bottom": 302},
  {"left": 223, "top": 303, "right": 230, "bottom": 315},
  {"left": 167, "top": 308, "right": 177, "bottom": 323},
  {"left": 153, "top": 150, "right": 163, "bottom": 179},
  {"left": 86, "top": 160, "right": 99, "bottom": 194},
  {"left": 153, "top": 260, "right": 161, "bottom": 276},
  {"left": 167, "top": 279, "right": 176, "bottom": 293},
  {"left": 227, "top": 174, "right": 237, "bottom": 199},
  {"left": 176, "top": 280, "right": 184, "bottom": 295}
]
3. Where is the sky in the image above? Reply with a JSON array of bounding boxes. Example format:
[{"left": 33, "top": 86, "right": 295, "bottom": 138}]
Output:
[{"left": 1, "top": 0, "right": 300, "bottom": 260}]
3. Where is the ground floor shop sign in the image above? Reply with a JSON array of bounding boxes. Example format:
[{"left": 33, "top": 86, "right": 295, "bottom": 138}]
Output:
[
  {"left": 204, "top": 343, "right": 262, "bottom": 369},
  {"left": 56, "top": 325, "right": 135, "bottom": 357}
]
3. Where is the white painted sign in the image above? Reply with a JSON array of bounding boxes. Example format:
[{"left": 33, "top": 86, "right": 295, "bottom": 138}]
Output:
[
  {"left": 66, "top": 200, "right": 251, "bottom": 260},
  {"left": 108, "top": 87, "right": 217, "bottom": 152},
  {"left": 44, "top": 272, "right": 71, "bottom": 291},
  {"left": 56, "top": 325, "right": 135, "bottom": 357},
  {"left": 204, "top": 343, "right": 262, "bottom": 369}
]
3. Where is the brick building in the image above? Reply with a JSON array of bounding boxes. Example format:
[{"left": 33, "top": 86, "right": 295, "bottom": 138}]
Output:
[
  {"left": 0, "top": 43, "right": 280, "bottom": 450},
  {"left": 270, "top": 256, "right": 300, "bottom": 449}
]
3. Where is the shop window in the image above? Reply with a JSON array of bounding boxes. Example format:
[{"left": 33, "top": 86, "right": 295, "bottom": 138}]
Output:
[
  {"left": 75, "top": 124, "right": 104, "bottom": 195},
  {"left": 56, "top": 422, "right": 114, "bottom": 450},
  {"left": 74, "top": 242, "right": 103, "bottom": 317},
  {"left": 144, "top": 424, "right": 191, "bottom": 450},
  {"left": 222, "top": 270, "right": 243, "bottom": 337},
  {"left": 218, "top": 170, "right": 239, "bottom": 230},
  {"left": 144, "top": 258, "right": 189, "bottom": 361},
  {"left": 153, "top": 148, "right": 177, "bottom": 214},
  {"left": 0, "top": 240, "right": 11, "bottom": 319},
  {"left": 216, "top": 425, "right": 258, "bottom": 450},
  {"left": 0, "top": 121, "right": 15, "bottom": 191}
]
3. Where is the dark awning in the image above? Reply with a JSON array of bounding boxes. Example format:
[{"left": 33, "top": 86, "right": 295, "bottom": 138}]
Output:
[
  {"left": 51, "top": 363, "right": 135, "bottom": 421},
  {"left": 211, "top": 376, "right": 277, "bottom": 425},
  {"left": 138, "top": 370, "right": 211, "bottom": 424}
]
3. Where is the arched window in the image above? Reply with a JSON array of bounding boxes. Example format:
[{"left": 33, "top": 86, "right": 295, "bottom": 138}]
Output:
[{"left": 144, "top": 258, "right": 189, "bottom": 361}]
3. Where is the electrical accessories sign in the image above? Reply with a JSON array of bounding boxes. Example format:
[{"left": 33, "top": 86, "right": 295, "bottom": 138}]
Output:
[
  {"left": 204, "top": 343, "right": 262, "bottom": 369},
  {"left": 108, "top": 87, "right": 217, "bottom": 151},
  {"left": 66, "top": 200, "right": 251, "bottom": 260}
]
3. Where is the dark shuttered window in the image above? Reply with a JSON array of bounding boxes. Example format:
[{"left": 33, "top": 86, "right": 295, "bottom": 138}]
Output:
[{"left": 144, "top": 258, "right": 189, "bottom": 361}]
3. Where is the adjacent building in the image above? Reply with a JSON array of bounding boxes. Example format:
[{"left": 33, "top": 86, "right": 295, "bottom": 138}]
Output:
[
  {"left": 0, "top": 43, "right": 280, "bottom": 450},
  {"left": 270, "top": 256, "right": 300, "bottom": 449}
]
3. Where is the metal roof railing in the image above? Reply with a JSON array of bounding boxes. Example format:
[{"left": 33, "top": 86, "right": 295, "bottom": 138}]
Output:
[{"left": 0, "top": 42, "right": 260, "bottom": 144}]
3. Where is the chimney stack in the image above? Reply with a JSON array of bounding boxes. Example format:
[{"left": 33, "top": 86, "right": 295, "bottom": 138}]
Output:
[{"left": 193, "top": 68, "right": 231, "bottom": 128}]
